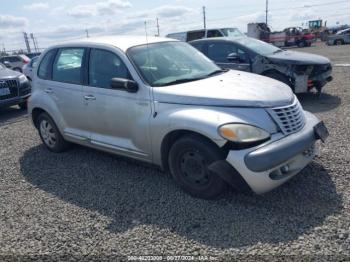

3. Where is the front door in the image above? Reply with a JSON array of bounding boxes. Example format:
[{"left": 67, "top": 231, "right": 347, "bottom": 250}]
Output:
[
  {"left": 82, "top": 48, "right": 152, "bottom": 160},
  {"left": 206, "top": 41, "right": 251, "bottom": 72}
]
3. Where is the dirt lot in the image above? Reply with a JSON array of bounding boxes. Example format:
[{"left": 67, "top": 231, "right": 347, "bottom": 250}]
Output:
[{"left": 0, "top": 42, "right": 349, "bottom": 260}]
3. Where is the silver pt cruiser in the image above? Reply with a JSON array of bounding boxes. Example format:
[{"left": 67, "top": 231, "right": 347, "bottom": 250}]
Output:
[{"left": 28, "top": 36, "right": 328, "bottom": 199}]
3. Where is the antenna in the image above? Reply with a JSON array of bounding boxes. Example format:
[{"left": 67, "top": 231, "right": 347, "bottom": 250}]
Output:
[
  {"left": 265, "top": 0, "right": 269, "bottom": 25},
  {"left": 156, "top": 18, "right": 160, "bottom": 37},
  {"left": 202, "top": 6, "right": 206, "bottom": 29}
]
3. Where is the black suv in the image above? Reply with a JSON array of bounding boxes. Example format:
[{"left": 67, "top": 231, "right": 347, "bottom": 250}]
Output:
[{"left": 0, "top": 63, "right": 31, "bottom": 109}]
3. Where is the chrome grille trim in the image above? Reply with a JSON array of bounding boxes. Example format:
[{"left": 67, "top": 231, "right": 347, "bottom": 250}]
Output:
[{"left": 267, "top": 98, "right": 305, "bottom": 135}]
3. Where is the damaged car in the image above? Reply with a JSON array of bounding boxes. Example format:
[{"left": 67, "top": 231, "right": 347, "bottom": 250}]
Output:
[
  {"left": 29, "top": 36, "right": 328, "bottom": 199},
  {"left": 190, "top": 37, "right": 333, "bottom": 94}
]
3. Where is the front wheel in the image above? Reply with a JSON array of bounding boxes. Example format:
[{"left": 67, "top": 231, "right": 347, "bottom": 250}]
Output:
[
  {"left": 37, "top": 113, "right": 70, "bottom": 153},
  {"left": 168, "top": 135, "right": 227, "bottom": 199}
]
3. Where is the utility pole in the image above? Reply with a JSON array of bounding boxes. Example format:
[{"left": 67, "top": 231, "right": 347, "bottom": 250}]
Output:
[
  {"left": 202, "top": 6, "right": 206, "bottom": 29},
  {"left": 23, "top": 32, "right": 31, "bottom": 53},
  {"left": 30, "top": 33, "right": 38, "bottom": 52},
  {"left": 156, "top": 18, "right": 160, "bottom": 37},
  {"left": 265, "top": 0, "right": 268, "bottom": 25},
  {"left": 86, "top": 29, "right": 89, "bottom": 38}
]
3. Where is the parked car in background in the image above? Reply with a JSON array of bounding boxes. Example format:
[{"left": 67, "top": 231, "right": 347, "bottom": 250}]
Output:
[
  {"left": 29, "top": 36, "right": 328, "bottom": 199},
  {"left": 248, "top": 23, "right": 316, "bottom": 48},
  {"left": 190, "top": 37, "right": 332, "bottom": 94},
  {"left": 23, "top": 56, "right": 39, "bottom": 81},
  {"left": 0, "top": 55, "right": 30, "bottom": 72},
  {"left": 0, "top": 63, "right": 31, "bottom": 109},
  {"left": 327, "top": 28, "right": 350, "bottom": 45},
  {"left": 166, "top": 27, "right": 244, "bottom": 42}
]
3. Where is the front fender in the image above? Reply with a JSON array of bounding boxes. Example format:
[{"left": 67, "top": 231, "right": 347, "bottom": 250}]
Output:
[{"left": 150, "top": 103, "right": 277, "bottom": 166}]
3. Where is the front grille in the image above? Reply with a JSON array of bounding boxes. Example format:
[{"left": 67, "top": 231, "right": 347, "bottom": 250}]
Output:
[
  {"left": 267, "top": 98, "right": 305, "bottom": 135},
  {"left": 310, "top": 63, "right": 332, "bottom": 77},
  {"left": 0, "top": 79, "right": 19, "bottom": 100}
]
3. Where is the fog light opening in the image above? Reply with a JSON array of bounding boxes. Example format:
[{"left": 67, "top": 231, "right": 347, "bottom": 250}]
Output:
[{"left": 280, "top": 164, "right": 290, "bottom": 174}]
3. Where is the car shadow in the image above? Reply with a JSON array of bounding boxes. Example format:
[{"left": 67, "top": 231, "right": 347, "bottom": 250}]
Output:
[
  {"left": 0, "top": 106, "right": 27, "bottom": 125},
  {"left": 20, "top": 145, "right": 343, "bottom": 249},
  {"left": 298, "top": 92, "right": 341, "bottom": 113}
]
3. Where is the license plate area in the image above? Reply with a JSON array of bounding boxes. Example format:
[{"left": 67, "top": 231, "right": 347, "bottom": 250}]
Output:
[{"left": 314, "top": 121, "right": 329, "bottom": 142}]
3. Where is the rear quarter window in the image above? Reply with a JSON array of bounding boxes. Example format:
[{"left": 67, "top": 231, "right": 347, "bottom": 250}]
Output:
[{"left": 38, "top": 49, "right": 57, "bottom": 80}]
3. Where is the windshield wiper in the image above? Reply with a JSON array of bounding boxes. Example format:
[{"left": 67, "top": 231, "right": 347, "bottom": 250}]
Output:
[
  {"left": 158, "top": 69, "right": 228, "bottom": 86},
  {"left": 273, "top": 49, "right": 284, "bottom": 54},
  {"left": 160, "top": 77, "right": 204, "bottom": 86},
  {"left": 205, "top": 68, "right": 228, "bottom": 77}
]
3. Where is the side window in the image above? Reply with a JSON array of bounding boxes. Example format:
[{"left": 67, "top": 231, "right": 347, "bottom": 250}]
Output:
[
  {"left": 207, "top": 42, "right": 237, "bottom": 63},
  {"left": 89, "top": 49, "right": 130, "bottom": 89},
  {"left": 38, "top": 49, "right": 57, "bottom": 80},
  {"left": 207, "top": 30, "right": 223, "bottom": 38},
  {"left": 52, "top": 48, "right": 84, "bottom": 84},
  {"left": 187, "top": 31, "right": 205, "bottom": 41},
  {"left": 191, "top": 42, "right": 205, "bottom": 52},
  {"left": 237, "top": 48, "right": 249, "bottom": 64}
]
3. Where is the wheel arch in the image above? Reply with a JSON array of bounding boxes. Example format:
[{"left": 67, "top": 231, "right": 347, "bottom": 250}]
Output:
[
  {"left": 160, "top": 129, "right": 226, "bottom": 171},
  {"left": 31, "top": 107, "right": 48, "bottom": 128}
]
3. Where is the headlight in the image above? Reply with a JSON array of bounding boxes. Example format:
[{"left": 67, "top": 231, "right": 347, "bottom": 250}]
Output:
[
  {"left": 18, "top": 74, "right": 27, "bottom": 84},
  {"left": 218, "top": 123, "right": 270, "bottom": 144}
]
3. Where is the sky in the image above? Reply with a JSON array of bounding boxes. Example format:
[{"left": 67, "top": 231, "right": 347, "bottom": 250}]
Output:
[{"left": 0, "top": 0, "right": 350, "bottom": 52}]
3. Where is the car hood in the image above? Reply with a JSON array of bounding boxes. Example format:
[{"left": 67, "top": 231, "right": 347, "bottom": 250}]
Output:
[
  {"left": 266, "top": 50, "right": 330, "bottom": 65},
  {"left": 153, "top": 70, "right": 294, "bottom": 108},
  {"left": 0, "top": 68, "right": 21, "bottom": 79}
]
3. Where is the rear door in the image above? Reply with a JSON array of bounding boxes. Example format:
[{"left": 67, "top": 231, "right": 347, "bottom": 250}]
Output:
[
  {"left": 44, "top": 47, "right": 90, "bottom": 141},
  {"left": 206, "top": 41, "right": 251, "bottom": 71}
]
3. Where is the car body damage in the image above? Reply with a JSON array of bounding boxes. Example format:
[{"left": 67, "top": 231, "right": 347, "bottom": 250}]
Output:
[{"left": 190, "top": 37, "right": 333, "bottom": 94}]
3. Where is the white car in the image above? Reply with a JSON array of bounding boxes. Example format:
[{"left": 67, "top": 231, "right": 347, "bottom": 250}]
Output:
[{"left": 23, "top": 56, "right": 39, "bottom": 81}]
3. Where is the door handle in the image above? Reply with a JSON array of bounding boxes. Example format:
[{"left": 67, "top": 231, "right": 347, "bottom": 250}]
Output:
[
  {"left": 44, "top": 88, "right": 53, "bottom": 94},
  {"left": 84, "top": 95, "right": 96, "bottom": 101}
]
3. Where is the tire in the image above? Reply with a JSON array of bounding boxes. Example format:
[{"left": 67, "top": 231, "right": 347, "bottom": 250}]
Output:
[
  {"left": 18, "top": 101, "right": 27, "bottom": 110},
  {"left": 168, "top": 135, "right": 227, "bottom": 199},
  {"left": 335, "top": 40, "right": 343, "bottom": 46},
  {"left": 297, "top": 41, "right": 306, "bottom": 48},
  {"left": 37, "top": 112, "right": 70, "bottom": 153},
  {"left": 264, "top": 71, "right": 292, "bottom": 89}
]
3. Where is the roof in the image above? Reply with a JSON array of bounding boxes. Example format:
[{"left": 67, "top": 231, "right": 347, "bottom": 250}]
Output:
[
  {"left": 189, "top": 36, "right": 247, "bottom": 43},
  {"left": 53, "top": 35, "right": 175, "bottom": 52}
]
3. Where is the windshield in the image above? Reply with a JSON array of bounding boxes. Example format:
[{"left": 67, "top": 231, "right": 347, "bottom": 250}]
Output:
[
  {"left": 221, "top": 28, "right": 245, "bottom": 38},
  {"left": 127, "top": 41, "right": 221, "bottom": 87},
  {"left": 235, "top": 37, "right": 282, "bottom": 55}
]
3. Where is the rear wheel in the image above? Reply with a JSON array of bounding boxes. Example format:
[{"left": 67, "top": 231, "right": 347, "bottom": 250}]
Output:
[
  {"left": 335, "top": 39, "right": 343, "bottom": 46},
  {"left": 168, "top": 135, "right": 227, "bottom": 199},
  {"left": 297, "top": 41, "right": 306, "bottom": 48},
  {"left": 37, "top": 113, "right": 70, "bottom": 153}
]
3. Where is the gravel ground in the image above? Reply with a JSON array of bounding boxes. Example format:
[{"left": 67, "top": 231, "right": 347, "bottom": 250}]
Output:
[{"left": 0, "top": 42, "right": 349, "bottom": 260}]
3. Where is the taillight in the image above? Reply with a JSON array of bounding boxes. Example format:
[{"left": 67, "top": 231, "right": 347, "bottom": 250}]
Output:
[{"left": 23, "top": 59, "right": 29, "bottom": 64}]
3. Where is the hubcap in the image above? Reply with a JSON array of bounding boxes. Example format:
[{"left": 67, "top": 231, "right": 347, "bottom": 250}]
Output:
[
  {"left": 40, "top": 120, "right": 56, "bottom": 148},
  {"left": 180, "top": 150, "right": 210, "bottom": 187}
]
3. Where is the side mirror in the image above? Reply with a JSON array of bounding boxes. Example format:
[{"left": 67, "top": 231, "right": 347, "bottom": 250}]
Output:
[
  {"left": 110, "top": 78, "right": 139, "bottom": 93},
  {"left": 227, "top": 53, "right": 239, "bottom": 62},
  {"left": 3, "top": 61, "right": 11, "bottom": 68}
]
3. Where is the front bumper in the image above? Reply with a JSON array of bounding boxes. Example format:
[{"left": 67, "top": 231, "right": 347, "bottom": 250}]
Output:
[
  {"left": 0, "top": 80, "right": 31, "bottom": 108},
  {"left": 224, "top": 111, "right": 322, "bottom": 194}
]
